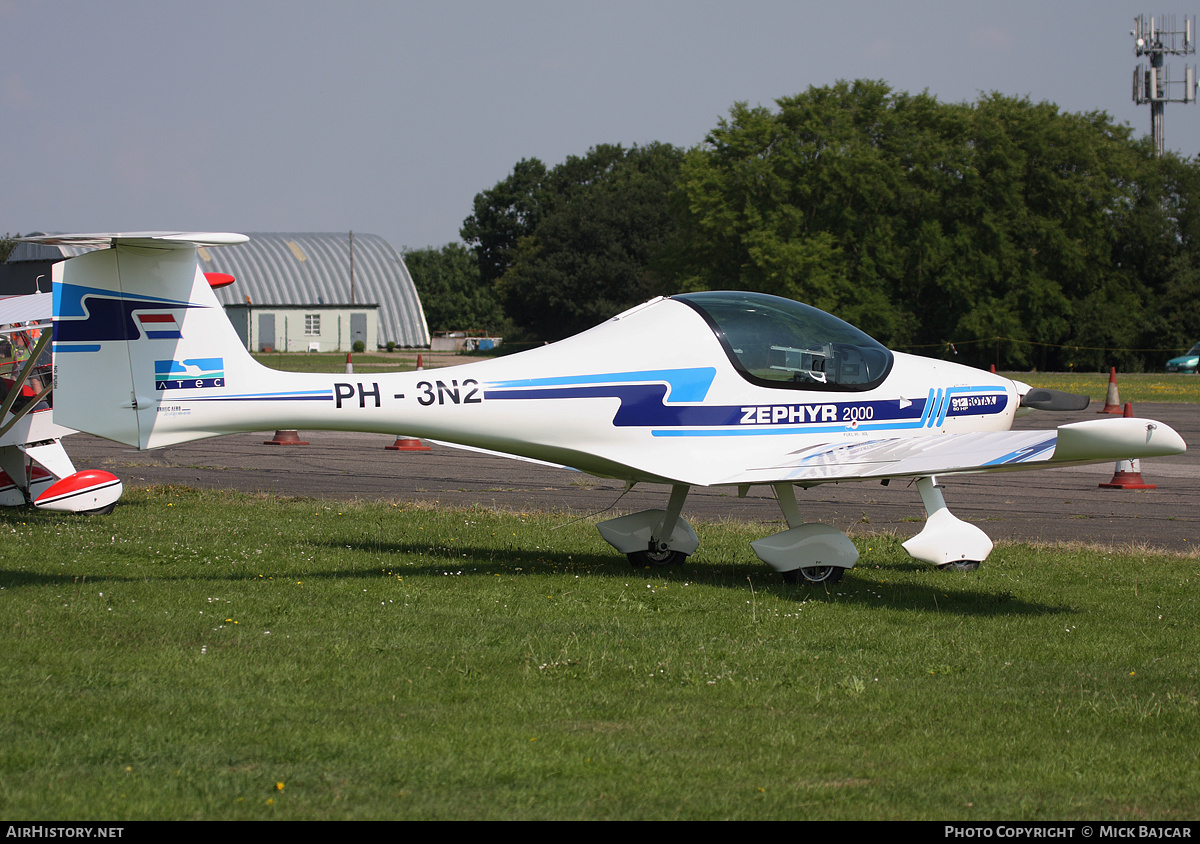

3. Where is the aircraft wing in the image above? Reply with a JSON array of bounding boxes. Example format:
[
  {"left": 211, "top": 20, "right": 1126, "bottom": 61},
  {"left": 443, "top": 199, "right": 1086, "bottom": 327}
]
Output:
[
  {"left": 720, "top": 417, "right": 1186, "bottom": 486},
  {"left": 0, "top": 292, "right": 52, "bottom": 331},
  {"left": 425, "top": 439, "right": 580, "bottom": 472}
]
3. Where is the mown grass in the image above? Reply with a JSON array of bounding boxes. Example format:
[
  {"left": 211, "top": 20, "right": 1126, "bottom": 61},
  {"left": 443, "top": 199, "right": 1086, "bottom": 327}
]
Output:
[
  {"left": 1002, "top": 371, "right": 1200, "bottom": 405},
  {"left": 251, "top": 351, "right": 473, "bottom": 373},
  {"left": 2, "top": 488, "right": 1197, "bottom": 820}
]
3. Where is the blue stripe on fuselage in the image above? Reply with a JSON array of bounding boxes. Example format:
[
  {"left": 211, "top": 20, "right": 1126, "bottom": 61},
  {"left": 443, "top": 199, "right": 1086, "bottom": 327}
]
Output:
[
  {"left": 485, "top": 368, "right": 717, "bottom": 403},
  {"left": 484, "top": 376, "right": 1008, "bottom": 435}
]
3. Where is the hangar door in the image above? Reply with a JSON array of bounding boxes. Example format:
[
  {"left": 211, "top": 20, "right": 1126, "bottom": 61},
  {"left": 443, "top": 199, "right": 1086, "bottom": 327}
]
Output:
[{"left": 258, "top": 313, "right": 275, "bottom": 352}]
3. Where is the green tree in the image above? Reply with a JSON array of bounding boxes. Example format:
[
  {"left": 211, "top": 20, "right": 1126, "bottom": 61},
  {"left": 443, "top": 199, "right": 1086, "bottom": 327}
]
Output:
[
  {"left": 460, "top": 158, "right": 551, "bottom": 287},
  {"left": 461, "top": 145, "right": 637, "bottom": 292},
  {"left": 498, "top": 142, "right": 684, "bottom": 340},
  {"left": 1135, "top": 153, "right": 1200, "bottom": 367},
  {"left": 464, "top": 143, "right": 684, "bottom": 341},
  {"left": 0, "top": 234, "right": 18, "bottom": 264},
  {"left": 669, "top": 81, "right": 965, "bottom": 345},
  {"left": 670, "top": 81, "right": 1175, "bottom": 370},
  {"left": 403, "top": 243, "right": 506, "bottom": 334},
  {"left": 951, "top": 95, "right": 1157, "bottom": 370}
]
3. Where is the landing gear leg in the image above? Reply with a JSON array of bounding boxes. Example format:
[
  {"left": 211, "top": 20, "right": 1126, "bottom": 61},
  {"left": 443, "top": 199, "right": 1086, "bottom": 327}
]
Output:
[
  {"left": 626, "top": 484, "right": 690, "bottom": 567},
  {"left": 774, "top": 482, "right": 802, "bottom": 529},
  {"left": 901, "top": 476, "right": 993, "bottom": 569}
]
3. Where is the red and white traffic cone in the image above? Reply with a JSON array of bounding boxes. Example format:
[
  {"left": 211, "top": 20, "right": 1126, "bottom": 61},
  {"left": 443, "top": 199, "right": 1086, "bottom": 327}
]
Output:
[
  {"left": 345, "top": 353, "right": 353, "bottom": 374},
  {"left": 264, "top": 430, "right": 309, "bottom": 445},
  {"left": 387, "top": 355, "right": 430, "bottom": 449},
  {"left": 386, "top": 436, "right": 431, "bottom": 452},
  {"left": 1099, "top": 404, "right": 1156, "bottom": 489},
  {"left": 1099, "top": 367, "right": 1122, "bottom": 413}
]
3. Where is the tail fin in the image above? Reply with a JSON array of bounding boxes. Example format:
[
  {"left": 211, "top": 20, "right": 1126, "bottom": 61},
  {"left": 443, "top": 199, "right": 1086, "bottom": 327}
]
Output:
[{"left": 45, "top": 233, "right": 261, "bottom": 448}]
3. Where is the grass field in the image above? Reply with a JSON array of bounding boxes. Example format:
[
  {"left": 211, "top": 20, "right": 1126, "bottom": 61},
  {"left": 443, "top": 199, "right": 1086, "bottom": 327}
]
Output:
[
  {"left": 2, "top": 488, "right": 1198, "bottom": 820},
  {"left": 251, "top": 350, "right": 482, "bottom": 373},
  {"left": 1007, "top": 372, "right": 1200, "bottom": 405}
]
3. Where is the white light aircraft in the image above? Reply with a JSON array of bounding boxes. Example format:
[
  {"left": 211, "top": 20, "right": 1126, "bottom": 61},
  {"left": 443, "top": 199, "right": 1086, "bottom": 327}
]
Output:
[
  {"left": 28, "top": 232, "right": 1186, "bottom": 582},
  {"left": 0, "top": 291, "right": 122, "bottom": 513}
]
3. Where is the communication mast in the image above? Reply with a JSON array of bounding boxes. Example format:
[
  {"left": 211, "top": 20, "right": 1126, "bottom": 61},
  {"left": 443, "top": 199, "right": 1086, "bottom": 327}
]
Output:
[{"left": 1132, "top": 13, "right": 1198, "bottom": 156}]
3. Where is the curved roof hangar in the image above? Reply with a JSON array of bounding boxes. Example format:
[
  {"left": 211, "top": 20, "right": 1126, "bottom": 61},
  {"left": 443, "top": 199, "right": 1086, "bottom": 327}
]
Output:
[{"left": 200, "top": 232, "right": 429, "bottom": 348}]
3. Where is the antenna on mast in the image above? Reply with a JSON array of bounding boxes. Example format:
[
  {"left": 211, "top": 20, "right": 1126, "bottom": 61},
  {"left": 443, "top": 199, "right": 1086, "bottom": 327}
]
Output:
[{"left": 1132, "top": 13, "right": 1198, "bottom": 156}]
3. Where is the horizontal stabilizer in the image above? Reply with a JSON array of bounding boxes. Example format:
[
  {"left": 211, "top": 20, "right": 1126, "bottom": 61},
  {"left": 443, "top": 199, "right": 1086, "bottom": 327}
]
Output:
[{"left": 21, "top": 232, "right": 249, "bottom": 249}]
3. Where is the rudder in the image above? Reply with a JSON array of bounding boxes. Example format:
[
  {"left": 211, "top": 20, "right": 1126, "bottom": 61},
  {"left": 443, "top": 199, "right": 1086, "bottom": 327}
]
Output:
[{"left": 48, "top": 233, "right": 257, "bottom": 448}]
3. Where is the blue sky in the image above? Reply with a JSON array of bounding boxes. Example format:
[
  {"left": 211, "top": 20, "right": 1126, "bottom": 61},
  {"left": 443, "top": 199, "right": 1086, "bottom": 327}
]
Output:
[{"left": 3, "top": 1, "right": 1196, "bottom": 253}]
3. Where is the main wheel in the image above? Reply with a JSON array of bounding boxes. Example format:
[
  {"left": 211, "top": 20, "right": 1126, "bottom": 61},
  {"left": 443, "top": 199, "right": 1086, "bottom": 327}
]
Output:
[
  {"left": 782, "top": 565, "right": 845, "bottom": 585},
  {"left": 938, "top": 560, "right": 980, "bottom": 572},
  {"left": 627, "top": 549, "right": 686, "bottom": 568}
]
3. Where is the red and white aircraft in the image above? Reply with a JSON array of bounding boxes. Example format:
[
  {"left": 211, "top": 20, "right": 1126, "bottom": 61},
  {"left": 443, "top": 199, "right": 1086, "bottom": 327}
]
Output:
[
  {"left": 0, "top": 292, "right": 121, "bottom": 513},
  {"left": 26, "top": 232, "right": 1186, "bottom": 580}
]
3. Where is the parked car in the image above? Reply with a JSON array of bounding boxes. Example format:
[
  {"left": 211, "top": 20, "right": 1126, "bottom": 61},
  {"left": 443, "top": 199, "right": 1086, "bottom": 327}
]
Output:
[{"left": 1165, "top": 342, "right": 1200, "bottom": 374}]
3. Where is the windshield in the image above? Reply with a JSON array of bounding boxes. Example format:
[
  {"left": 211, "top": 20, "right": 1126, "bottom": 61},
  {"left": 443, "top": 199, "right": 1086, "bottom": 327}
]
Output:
[{"left": 674, "top": 291, "right": 893, "bottom": 392}]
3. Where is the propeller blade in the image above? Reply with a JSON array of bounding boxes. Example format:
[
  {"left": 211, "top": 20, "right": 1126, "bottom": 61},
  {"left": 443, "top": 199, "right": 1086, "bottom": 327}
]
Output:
[{"left": 1019, "top": 388, "right": 1091, "bottom": 412}]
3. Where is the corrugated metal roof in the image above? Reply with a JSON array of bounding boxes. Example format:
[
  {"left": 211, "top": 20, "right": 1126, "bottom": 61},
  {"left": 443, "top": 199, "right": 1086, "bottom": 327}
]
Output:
[
  {"left": 204, "top": 233, "right": 429, "bottom": 348},
  {"left": 8, "top": 231, "right": 430, "bottom": 347}
]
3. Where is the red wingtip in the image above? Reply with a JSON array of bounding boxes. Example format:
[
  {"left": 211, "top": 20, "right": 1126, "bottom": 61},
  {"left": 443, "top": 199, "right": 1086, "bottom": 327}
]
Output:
[{"left": 35, "top": 470, "right": 123, "bottom": 513}]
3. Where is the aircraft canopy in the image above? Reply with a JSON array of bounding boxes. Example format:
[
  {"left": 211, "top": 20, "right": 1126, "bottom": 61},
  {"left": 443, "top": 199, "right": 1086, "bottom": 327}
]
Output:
[{"left": 674, "top": 291, "right": 893, "bottom": 392}]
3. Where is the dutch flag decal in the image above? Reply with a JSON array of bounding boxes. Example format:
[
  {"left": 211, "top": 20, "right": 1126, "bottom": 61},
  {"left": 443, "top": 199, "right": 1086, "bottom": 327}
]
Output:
[{"left": 137, "top": 312, "right": 183, "bottom": 340}]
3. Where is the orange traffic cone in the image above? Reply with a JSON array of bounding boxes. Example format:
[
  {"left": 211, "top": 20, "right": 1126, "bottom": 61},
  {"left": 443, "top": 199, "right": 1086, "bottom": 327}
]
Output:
[
  {"left": 416, "top": 354, "right": 424, "bottom": 371},
  {"left": 1099, "top": 367, "right": 1122, "bottom": 413},
  {"left": 1099, "top": 404, "right": 1156, "bottom": 489},
  {"left": 386, "top": 436, "right": 431, "bottom": 452},
  {"left": 264, "top": 430, "right": 309, "bottom": 445}
]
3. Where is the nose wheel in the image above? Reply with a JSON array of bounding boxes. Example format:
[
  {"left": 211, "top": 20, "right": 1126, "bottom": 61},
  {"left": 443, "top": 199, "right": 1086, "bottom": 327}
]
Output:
[
  {"left": 600, "top": 484, "right": 698, "bottom": 569},
  {"left": 627, "top": 549, "right": 687, "bottom": 568},
  {"left": 782, "top": 565, "right": 845, "bottom": 585}
]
